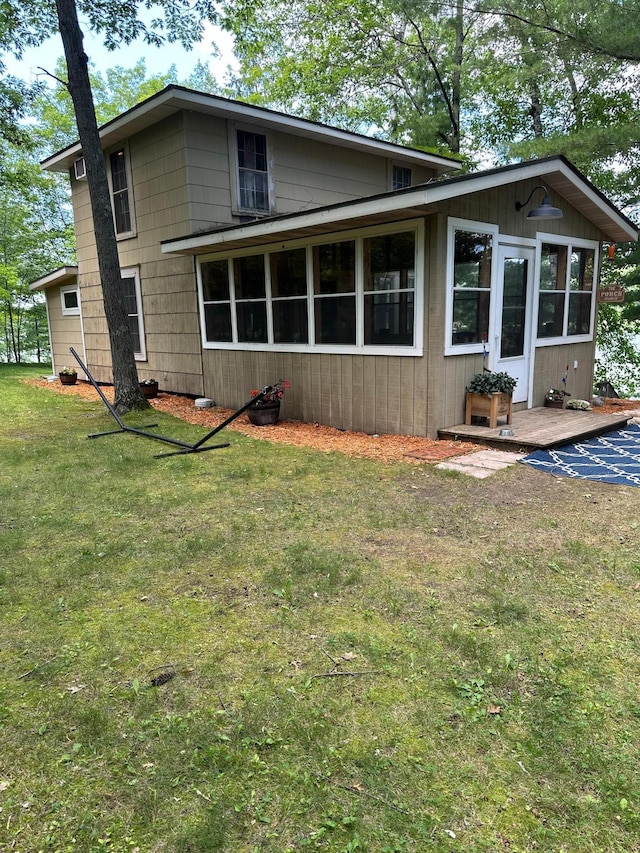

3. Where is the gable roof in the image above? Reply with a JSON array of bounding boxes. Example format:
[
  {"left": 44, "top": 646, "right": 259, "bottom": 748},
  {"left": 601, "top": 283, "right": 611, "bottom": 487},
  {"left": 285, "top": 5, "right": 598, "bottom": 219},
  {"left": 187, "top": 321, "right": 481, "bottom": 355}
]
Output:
[
  {"left": 41, "top": 85, "right": 460, "bottom": 175},
  {"left": 161, "top": 155, "right": 639, "bottom": 255}
]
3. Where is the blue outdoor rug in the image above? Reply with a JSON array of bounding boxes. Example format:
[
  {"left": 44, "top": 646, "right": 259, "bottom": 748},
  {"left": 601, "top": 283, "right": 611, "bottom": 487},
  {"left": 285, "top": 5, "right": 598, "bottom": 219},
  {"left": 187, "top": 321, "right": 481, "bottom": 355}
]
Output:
[{"left": 521, "top": 423, "right": 640, "bottom": 486}]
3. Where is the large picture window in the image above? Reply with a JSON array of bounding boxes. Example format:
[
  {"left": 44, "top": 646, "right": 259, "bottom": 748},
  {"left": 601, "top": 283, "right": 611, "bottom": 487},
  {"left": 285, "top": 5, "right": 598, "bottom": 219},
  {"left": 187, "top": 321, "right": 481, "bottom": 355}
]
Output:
[
  {"left": 537, "top": 240, "right": 596, "bottom": 340},
  {"left": 197, "top": 223, "right": 422, "bottom": 355}
]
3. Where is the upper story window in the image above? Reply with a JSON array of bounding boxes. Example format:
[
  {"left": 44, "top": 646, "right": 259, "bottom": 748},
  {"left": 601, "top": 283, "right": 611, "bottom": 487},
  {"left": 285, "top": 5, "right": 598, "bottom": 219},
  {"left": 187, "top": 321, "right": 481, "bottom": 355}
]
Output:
[
  {"left": 537, "top": 239, "right": 597, "bottom": 341},
  {"left": 392, "top": 165, "right": 412, "bottom": 190},
  {"left": 60, "top": 284, "right": 80, "bottom": 316},
  {"left": 197, "top": 222, "right": 423, "bottom": 356},
  {"left": 236, "top": 130, "right": 270, "bottom": 213},
  {"left": 446, "top": 221, "right": 495, "bottom": 352},
  {"left": 108, "top": 147, "right": 135, "bottom": 238}
]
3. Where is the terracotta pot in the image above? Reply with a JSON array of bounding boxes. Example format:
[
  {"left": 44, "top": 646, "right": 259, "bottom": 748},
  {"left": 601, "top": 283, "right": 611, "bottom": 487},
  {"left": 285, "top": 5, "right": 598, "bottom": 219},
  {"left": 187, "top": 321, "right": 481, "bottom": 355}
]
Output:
[
  {"left": 59, "top": 373, "right": 77, "bottom": 385},
  {"left": 140, "top": 381, "right": 158, "bottom": 399},
  {"left": 247, "top": 401, "right": 280, "bottom": 426}
]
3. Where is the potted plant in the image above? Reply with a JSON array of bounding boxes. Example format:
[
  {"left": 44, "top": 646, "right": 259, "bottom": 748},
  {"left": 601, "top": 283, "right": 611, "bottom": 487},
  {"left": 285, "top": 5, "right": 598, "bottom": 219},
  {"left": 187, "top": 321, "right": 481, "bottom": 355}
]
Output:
[
  {"left": 464, "top": 370, "right": 517, "bottom": 428},
  {"left": 247, "top": 380, "right": 290, "bottom": 426},
  {"left": 544, "top": 388, "right": 567, "bottom": 409},
  {"left": 58, "top": 366, "right": 78, "bottom": 386},
  {"left": 139, "top": 378, "right": 159, "bottom": 399}
]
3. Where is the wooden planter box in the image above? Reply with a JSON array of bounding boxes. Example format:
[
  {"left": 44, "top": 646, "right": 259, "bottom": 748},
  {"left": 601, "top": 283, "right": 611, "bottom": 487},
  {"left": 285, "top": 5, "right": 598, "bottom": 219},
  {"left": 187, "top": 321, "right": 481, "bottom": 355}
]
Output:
[
  {"left": 465, "top": 391, "right": 513, "bottom": 429},
  {"left": 544, "top": 398, "right": 564, "bottom": 409}
]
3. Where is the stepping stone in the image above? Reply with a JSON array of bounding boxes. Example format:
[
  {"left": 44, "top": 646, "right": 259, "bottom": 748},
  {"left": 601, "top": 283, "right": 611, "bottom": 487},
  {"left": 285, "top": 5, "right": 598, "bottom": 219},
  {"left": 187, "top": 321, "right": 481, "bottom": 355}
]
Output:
[{"left": 437, "top": 449, "right": 526, "bottom": 478}]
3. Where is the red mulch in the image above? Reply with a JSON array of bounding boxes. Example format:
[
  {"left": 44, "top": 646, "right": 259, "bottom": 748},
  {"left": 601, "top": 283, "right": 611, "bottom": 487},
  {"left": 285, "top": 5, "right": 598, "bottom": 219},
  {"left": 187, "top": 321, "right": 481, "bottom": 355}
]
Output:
[{"left": 27, "top": 379, "right": 477, "bottom": 464}]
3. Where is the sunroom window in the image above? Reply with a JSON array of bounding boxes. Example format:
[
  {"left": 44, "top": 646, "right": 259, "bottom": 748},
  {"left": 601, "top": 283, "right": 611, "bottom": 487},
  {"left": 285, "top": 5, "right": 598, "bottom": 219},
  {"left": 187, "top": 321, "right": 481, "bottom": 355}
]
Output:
[
  {"left": 313, "top": 241, "right": 356, "bottom": 345},
  {"left": 270, "top": 248, "right": 308, "bottom": 344},
  {"left": 197, "top": 223, "right": 421, "bottom": 354},
  {"left": 363, "top": 231, "right": 415, "bottom": 346},
  {"left": 451, "top": 229, "right": 492, "bottom": 346},
  {"left": 537, "top": 241, "right": 596, "bottom": 339},
  {"left": 234, "top": 255, "right": 268, "bottom": 342}
]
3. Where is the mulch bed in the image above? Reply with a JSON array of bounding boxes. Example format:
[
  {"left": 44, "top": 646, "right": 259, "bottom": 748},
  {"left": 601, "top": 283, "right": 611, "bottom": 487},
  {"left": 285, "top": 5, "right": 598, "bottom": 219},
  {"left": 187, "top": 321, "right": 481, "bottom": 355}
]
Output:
[
  {"left": 27, "top": 379, "right": 477, "bottom": 464},
  {"left": 29, "top": 379, "right": 640, "bottom": 464}
]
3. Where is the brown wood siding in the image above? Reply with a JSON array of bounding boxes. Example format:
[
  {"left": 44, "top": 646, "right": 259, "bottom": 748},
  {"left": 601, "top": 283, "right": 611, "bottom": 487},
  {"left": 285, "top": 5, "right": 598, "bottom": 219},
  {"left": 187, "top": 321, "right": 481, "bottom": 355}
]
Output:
[{"left": 532, "top": 342, "right": 595, "bottom": 405}]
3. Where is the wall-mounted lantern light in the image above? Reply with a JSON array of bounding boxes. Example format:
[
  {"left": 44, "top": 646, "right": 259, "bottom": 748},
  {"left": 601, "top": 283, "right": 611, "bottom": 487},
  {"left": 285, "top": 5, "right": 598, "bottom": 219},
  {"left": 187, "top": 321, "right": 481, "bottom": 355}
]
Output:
[{"left": 515, "top": 185, "right": 563, "bottom": 219}]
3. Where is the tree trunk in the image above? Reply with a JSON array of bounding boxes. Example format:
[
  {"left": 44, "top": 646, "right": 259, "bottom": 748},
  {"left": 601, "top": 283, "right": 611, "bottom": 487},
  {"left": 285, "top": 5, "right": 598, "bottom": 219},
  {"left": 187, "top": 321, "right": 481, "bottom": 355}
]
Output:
[
  {"left": 450, "top": 0, "right": 464, "bottom": 155},
  {"left": 55, "top": 0, "right": 148, "bottom": 413}
]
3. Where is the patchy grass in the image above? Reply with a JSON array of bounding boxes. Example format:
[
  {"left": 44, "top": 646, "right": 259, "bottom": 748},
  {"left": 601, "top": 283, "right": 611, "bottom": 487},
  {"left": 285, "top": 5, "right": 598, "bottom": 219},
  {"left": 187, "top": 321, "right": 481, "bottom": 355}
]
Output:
[{"left": 1, "top": 363, "right": 640, "bottom": 853}]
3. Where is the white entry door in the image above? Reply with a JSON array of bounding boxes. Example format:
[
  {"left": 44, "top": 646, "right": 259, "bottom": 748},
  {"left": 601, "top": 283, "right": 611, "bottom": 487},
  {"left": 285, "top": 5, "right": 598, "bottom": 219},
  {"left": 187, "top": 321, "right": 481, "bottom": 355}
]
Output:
[{"left": 491, "top": 245, "right": 535, "bottom": 405}]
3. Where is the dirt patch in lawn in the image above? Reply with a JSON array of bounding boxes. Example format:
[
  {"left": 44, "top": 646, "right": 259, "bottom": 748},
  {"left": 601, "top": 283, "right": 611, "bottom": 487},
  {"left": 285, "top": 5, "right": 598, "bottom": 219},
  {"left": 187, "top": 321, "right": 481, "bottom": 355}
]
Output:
[{"left": 28, "top": 379, "right": 477, "bottom": 464}]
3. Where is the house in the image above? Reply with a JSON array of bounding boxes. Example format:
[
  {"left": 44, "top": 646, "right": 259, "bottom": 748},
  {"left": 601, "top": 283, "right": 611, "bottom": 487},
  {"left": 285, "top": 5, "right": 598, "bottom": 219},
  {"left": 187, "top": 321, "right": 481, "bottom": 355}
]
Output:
[{"left": 31, "top": 85, "right": 638, "bottom": 438}]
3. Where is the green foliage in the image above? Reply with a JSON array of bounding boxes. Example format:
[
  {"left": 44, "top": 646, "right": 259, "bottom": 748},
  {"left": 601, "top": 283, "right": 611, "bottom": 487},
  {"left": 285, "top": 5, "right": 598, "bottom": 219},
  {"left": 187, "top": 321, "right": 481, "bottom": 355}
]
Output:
[{"left": 466, "top": 370, "right": 518, "bottom": 395}]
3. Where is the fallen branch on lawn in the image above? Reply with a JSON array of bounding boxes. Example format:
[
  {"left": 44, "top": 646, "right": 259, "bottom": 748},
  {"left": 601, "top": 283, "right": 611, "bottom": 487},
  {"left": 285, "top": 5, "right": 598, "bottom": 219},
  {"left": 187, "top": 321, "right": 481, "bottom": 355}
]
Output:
[{"left": 308, "top": 669, "right": 382, "bottom": 681}]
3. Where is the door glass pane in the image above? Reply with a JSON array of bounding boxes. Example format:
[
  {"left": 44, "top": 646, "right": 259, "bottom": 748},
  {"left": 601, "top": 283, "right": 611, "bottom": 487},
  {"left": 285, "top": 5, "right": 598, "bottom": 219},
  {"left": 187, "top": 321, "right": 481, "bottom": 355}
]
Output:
[{"left": 501, "top": 257, "right": 527, "bottom": 358}]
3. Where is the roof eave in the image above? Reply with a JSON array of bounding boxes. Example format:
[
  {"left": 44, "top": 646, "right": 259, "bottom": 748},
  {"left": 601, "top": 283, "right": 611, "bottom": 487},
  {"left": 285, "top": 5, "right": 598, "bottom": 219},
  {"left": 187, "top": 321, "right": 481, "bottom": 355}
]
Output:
[
  {"left": 29, "top": 265, "right": 79, "bottom": 292},
  {"left": 41, "top": 85, "right": 460, "bottom": 174},
  {"left": 161, "top": 157, "right": 638, "bottom": 255}
]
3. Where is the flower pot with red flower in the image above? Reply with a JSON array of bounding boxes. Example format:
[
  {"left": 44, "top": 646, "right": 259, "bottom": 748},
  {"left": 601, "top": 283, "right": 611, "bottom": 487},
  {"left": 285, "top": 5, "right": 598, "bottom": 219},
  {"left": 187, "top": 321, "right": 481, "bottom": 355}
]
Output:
[{"left": 247, "top": 380, "right": 290, "bottom": 426}]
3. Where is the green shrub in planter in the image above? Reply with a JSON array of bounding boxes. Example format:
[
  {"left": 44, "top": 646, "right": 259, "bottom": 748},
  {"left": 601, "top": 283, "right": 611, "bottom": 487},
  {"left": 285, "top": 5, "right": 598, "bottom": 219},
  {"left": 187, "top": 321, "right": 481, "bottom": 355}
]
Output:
[{"left": 466, "top": 371, "right": 517, "bottom": 396}]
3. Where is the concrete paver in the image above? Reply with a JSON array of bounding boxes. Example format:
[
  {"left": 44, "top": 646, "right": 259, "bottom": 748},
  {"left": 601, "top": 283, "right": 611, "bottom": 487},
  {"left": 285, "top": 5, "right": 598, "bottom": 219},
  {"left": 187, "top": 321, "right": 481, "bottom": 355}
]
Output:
[{"left": 436, "top": 449, "right": 526, "bottom": 478}]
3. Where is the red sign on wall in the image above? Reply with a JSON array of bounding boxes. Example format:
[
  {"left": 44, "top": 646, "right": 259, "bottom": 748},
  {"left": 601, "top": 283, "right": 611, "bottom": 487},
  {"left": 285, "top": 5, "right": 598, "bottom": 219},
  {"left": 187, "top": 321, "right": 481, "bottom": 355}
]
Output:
[{"left": 599, "top": 284, "right": 625, "bottom": 303}]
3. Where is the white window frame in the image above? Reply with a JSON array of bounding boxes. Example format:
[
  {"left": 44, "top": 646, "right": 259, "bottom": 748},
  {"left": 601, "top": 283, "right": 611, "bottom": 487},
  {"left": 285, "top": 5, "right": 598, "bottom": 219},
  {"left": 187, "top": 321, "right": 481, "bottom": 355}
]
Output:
[
  {"left": 533, "top": 233, "right": 600, "bottom": 347},
  {"left": 228, "top": 122, "right": 276, "bottom": 217},
  {"left": 121, "top": 267, "right": 146, "bottom": 360},
  {"left": 60, "top": 284, "right": 81, "bottom": 316},
  {"left": 390, "top": 162, "right": 412, "bottom": 190},
  {"left": 106, "top": 143, "right": 137, "bottom": 239},
  {"left": 196, "top": 219, "right": 425, "bottom": 357},
  {"left": 445, "top": 217, "right": 499, "bottom": 356}
]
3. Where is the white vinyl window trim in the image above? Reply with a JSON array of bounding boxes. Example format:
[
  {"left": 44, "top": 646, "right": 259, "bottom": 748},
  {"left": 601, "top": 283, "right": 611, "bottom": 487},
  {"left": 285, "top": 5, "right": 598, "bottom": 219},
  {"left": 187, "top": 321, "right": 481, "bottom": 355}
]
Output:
[
  {"left": 227, "top": 122, "right": 276, "bottom": 217},
  {"left": 196, "top": 219, "right": 425, "bottom": 357},
  {"left": 60, "top": 284, "right": 81, "bottom": 316},
  {"left": 121, "top": 267, "right": 147, "bottom": 361},
  {"left": 533, "top": 233, "right": 600, "bottom": 347},
  {"left": 445, "top": 217, "right": 499, "bottom": 357},
  {"left": 106, "top": 143, "right": 137, "bottom": 239}
]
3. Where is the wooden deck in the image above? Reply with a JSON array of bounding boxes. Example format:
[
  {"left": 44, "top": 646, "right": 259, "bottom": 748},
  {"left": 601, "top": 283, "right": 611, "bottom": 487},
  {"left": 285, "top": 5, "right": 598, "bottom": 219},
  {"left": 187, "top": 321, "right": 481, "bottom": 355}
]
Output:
[{"left": 438, "top": 407, "right": 632, "bottom": 451}]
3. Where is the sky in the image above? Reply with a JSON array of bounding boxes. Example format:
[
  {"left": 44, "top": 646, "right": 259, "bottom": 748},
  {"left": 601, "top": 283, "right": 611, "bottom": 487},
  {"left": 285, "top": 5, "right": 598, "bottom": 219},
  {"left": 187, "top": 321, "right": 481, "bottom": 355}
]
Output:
[{"left": 3, "top": 19, "right": 237, "bottom": 87}]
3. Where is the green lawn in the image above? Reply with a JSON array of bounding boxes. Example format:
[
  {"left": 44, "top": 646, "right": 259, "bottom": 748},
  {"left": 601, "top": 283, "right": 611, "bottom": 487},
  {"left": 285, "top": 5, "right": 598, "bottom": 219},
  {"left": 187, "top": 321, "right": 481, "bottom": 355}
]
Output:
[{"left": 1, "top": 363, "right": 639, "bottom": 852}]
